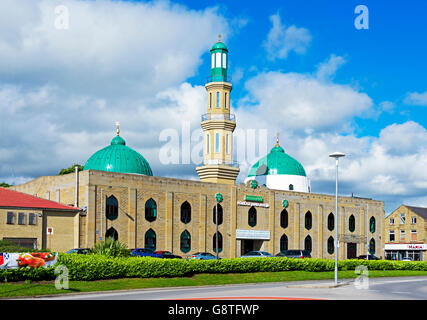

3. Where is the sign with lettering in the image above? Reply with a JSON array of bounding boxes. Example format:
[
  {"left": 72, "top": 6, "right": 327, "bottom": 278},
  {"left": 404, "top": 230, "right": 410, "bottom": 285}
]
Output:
[
  {"left": 385, "top": 243, "right": 426, "bottom": 250},
  {"left": 237, "top": 201, "right": 269, "bottom": 208},
  {"left": 236, "top": 229, "right": 270, "bottom": 240}
]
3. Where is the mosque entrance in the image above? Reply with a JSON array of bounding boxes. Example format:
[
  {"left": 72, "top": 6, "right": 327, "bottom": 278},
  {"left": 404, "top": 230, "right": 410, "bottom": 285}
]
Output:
[
  {"left": 241, "top": 240, "right": 263, "bottom": 255},
  {"left": 347, "top": 243, "right": 357, "bottom": 259}
]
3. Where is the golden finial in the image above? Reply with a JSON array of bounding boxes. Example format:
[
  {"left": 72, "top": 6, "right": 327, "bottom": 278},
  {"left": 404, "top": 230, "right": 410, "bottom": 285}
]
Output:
[
  {"left": 218, "top": 34, "right": 222, "bottom": 43},
  {"left": 116, "top": 121, "right": 120, "bottom": 136},
  {"left": 276, "top": 132, "right": 280, "bottom": 147}
]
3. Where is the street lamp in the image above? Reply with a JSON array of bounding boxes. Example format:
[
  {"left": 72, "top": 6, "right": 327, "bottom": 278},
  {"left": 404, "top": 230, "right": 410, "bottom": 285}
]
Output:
[
  {"left": 215, "top": 193, "right": 223, "bottom": 260},
  {"left": 329, "top": 152, "right": 345, "bottom": 285}
]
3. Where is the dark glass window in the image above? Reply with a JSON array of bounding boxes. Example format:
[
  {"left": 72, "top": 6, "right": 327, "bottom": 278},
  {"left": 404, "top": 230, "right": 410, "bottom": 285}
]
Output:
[
  {"left": 180, "top": 230, "right": 191, "bottom": 253},
  {"left": 248, "top": 206, "right": 257, "bottom": 227},
  {"left": 280, "top": 234, "right": 288, "bottom": 252},
  {"left": 289, "top": 184, "right": 294, "bottom": 191},
  {"left": 105, "top": 227, "right": 118, "bottom": 241},
  {"left": 304, "top": 235, "right": 312, "bottom": 253},
  {"left": 180, "top": 201, "right": 191, "bottom": 224},
  {"left": 280, "top": 209, "right": 288, "bottom": 229},
  {"left": 213, "top": 204, "right": 223, "bottom": 225},
  {"left": 349, "top": 215, "right": 355, "bottom": 232},
  {"left": 145, "top": 198, "right": 157, "bottom": 222},
  {"left": 6, "top": 212, "right": 15, "bottom": 224},
  {"left": 327, "top": 236, "right": 334, "bottom": 254},
  {"left": 369, "top": 238, "right": 375, "bottom": 254},
  {"left": 145, "top": 228, "right": 156, "bottom": 250},
  {"left": 18, "top": 212, "right": 26, "bottom": 225},
  {"left": 369, "top": 217, "right": 376, "bottom": 233},
  {"left": 328, "top": 213, "right": 334, "bottom": 231},
  {"left": 305, "top": 211, "right": 312, "bottom": 230},
  {"left": 213, "top": 232, "right": 223, "bottom": 253},
  {"left": 28, "top": 213, "right": 37, "bottom": 225},
  {"left": 106, "top": 195, "right": 118, "bottom": 221}
]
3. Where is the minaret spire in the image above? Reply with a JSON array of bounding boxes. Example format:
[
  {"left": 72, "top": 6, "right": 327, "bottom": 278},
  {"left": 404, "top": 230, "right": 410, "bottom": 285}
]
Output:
[{"left": 116, "top": 121, "right": 120, "bottom": 136}]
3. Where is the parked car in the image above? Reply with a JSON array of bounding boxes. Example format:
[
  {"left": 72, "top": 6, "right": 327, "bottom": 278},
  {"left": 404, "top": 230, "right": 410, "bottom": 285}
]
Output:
[
  {"left": 357, "top": 254, "right": 380, "bottom": 260},
  {"left": 275, "top": 250, "right": 311, "bottom": 259},
  {"left": 130, "top": 248, "right": 163, "bottom": 258},
  {"left": 155, "top": 251, "right": 182, "bottom": 259},
  {"left": 66, "top": 248, "right": 90, "bottom": 254},
  {"left": 187, "top": 252, "right": 220, "bottom": 260},
  {"left": 401, "top": 256, "right": 413, "bottom": 261},
  {"left": 240, "top": 251, "right": 273, "bottom": 258}
]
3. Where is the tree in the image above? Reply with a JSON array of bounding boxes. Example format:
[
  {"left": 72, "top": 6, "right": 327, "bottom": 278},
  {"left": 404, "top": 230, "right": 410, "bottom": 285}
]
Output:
[
  {"left": 57, "top": 164, "right": 84, "bottom": 176},
  {"left": 0, "top": 182, "right": 11, "bottom": 188}
]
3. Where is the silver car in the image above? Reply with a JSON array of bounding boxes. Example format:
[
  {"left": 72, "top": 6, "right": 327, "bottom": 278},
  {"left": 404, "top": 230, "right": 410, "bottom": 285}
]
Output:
[{"left": 240, "top": 251, "right": 273, "bottom": 258}]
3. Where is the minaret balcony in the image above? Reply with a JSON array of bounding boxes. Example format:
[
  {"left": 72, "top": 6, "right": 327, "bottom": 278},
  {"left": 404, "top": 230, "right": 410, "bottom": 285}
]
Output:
[
  {"left": 201, "top": 113, "right": 235, "bottom": 121},
  {"left": 206, "top": 75, "right": 232, "bottom": 84},
  {"left": 204, "top": 159, "right": 240, "bottom": 168}
]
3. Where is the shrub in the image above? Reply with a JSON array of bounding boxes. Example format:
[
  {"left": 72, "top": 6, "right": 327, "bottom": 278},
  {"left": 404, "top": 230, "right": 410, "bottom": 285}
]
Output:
[{"left": 89, "top": 238, "right": 130, "bottom": 257}]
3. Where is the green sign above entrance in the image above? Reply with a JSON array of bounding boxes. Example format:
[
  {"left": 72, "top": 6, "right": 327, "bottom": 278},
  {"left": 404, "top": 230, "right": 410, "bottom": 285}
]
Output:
[{"left": 244, "top": 195, "right": 263, "bottom": 202}]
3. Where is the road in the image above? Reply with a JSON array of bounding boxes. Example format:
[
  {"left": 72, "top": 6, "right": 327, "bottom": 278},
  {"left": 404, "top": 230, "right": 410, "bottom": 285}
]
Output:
[{"left": 29, "top": 276, "right": 427, "bottom": 300}]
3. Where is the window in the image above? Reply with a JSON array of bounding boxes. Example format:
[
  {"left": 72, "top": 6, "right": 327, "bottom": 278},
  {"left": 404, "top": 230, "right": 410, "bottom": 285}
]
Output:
[
  {"left": 327, "top": 213, "right": 334, "bottom": 231},
  {"left": 222, "top": 52, "right": 226, "bottom": 68},
  {"left": 280, "top": 209, "right": 288, "bottom": 229},
  {"left": 105, "top": 227, "right": 118, "bottom": 241},
  {"left": 280, "top": 234, "right": 288, "bottom": 252},
  {"left": 304, "top": 235, "right": 312, "bottom": 253},
  {"left": 305, "top": 211, "right": 312, "bottom": 230},
  {"left": 6, "top": 212, "right": 15, "bottom": 224},
  {"left": 18, "top": 212, "right": 26, "bottom": 225},
  {"left": 180, "top": 201, "right": 191, "bottom": 224},
  {"left": 411, "top": 217, "right": 417, "bottom": 224},
  {"left": 207, "top": 134, "right": 210, "bottom": 153},
  {"left": 3, "top": 238, "right": 37, "bottom": 249},
  {"left": 389, "top": 218, "right": 394, "bottom": 225},
  {"left": 215, "top": 52, "right": 221, "bottom": 68},
  {"left": 226, "top": 134, "right": 229, "bottom": 154},
  {"left": 289, "top": 184, "right": 294, "bottom": 191},
  {"left": 213, "top": 232, "right": 223, "bottom": 253},
  {"left": 145, "top": 198, "right": 157, "bottom": 222},
  {"left": 216, "top": 91, "right": 220, "bottom": 108},
  {"left": 327, "top": 236, "right": 334, "bottom": 254},
  {"left": 411, "top": 230, "right": 417, "bottom": 241},
  {"left": 400, "top": 213, "right": 405, "bottom": 224},
  {"left": 369, "top": 238, "right": 375, "bottom": 254},
  {"left": 248, "top": 206, "right": 257, "bottom": 227},
  {"left": 213, "top": 204, "right": 223, "bottom": 225},
  {"left": 180, "top": 230, "right": 191, "bottom": 253},
  {"left": 106, "top": 195, "right": 118, "bottom": 221},
  {"left": 28, "top": 213, "right": 37, "bottom": 225},
  {"left": 145, "top": 229, "right": 156, "bottom": 251},
  {"left": 209, "top": 93, "right": 212, "bottom": 108},
  {"left": 224, "top": 92, "right": 227, "bottom": 109},
  {"left": 215, "top": 133, "right": 220, "bottom": 153},
  {"left": 349, "top": 215, "right": 355, "bottom": 233},
  {"left": 400, "top": 230, "right": 405, "bottom": 241},
  {"left": 389, "top": 230, "right": 395, "bottom": 242},
  {"left": 369, "top": 216, "right": 376, "bottom": 233},
  {"left": 211, "top": 53, "right": 215, "bottom": 69}
]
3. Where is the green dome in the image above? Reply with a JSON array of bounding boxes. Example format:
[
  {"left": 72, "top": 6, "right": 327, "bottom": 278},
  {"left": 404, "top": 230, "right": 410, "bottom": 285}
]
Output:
[
  {"left": 248, "top": 144, "right": 306, "bottom": 177},
  {"left": 84, "top": 134, "right": 153, "bottom": 176},
  {"left": 211, "top": 41, "right": 228, "bottom": 52}
]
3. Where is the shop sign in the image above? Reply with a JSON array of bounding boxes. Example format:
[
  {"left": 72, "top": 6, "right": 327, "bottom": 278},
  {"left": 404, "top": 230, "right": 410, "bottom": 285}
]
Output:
[
  {"left": 236, "top": 229, "right": 270, "bottom": 240},
  {"left": 237, "top": 201, "right": 269, "bottom": 208},
  {"left": 385, "top": 243, "right": 426, "bottom": 250}
]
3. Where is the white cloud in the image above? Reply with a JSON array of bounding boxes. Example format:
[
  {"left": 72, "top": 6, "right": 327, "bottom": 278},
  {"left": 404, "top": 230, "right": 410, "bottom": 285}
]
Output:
[
  {"left": 263, "top": 13, "right": 311, "bottom": 60},
  {"left": 404, "top": 91, "right": 427, "bottom": 106},
  {"left": 315, "top": 54, "right": 347, "bottom": 81}
]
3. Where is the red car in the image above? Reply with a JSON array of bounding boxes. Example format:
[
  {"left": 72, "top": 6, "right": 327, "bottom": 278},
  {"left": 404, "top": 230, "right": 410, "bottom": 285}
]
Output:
[{"left": 154, "top": 251, "right": 182, "bottom": 259}]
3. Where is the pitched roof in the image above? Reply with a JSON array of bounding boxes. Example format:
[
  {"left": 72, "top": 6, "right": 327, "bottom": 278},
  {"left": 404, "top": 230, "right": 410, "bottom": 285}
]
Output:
[
  {"left": 0, "top": 187, "right": 79, "bottom": 212},
  {"left": 405, "top": 205, "right": 427, "bottom": 220}
]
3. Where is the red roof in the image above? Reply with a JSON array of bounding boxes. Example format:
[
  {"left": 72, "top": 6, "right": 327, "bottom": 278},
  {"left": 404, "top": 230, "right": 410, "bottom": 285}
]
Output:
[{"left": 0, "top": 187, "right": 79, "bottom": 211}]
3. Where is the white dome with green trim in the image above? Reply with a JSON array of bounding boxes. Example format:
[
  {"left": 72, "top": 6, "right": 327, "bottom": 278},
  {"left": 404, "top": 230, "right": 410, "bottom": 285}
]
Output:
[{"left": 245, "top": 138, "right": 310, "bottom": 193}]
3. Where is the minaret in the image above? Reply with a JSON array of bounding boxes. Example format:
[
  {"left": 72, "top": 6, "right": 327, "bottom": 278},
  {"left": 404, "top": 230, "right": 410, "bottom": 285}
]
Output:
[{"left": 196, "top": 36, "right": 240, "bottom": 185}]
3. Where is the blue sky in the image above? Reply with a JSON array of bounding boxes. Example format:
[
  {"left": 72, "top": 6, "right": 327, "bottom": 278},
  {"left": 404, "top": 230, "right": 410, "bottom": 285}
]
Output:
[{"left": 0, "top": 0, "right": 426, "bottom": 214}]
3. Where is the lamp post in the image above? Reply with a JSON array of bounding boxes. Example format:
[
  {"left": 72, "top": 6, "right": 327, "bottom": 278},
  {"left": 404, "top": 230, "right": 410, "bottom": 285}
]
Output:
[
  {"left": 215, "top": 193, "right": 223, "bottom": 259},
  {"left": 329, "top": 152, "right": 345, "bottom": 285}
]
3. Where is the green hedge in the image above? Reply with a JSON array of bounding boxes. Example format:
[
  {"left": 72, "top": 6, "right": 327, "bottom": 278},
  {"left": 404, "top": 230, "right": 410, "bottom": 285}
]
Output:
[{"left": 0, "top": 255, "right": 426, "bottom": 282}]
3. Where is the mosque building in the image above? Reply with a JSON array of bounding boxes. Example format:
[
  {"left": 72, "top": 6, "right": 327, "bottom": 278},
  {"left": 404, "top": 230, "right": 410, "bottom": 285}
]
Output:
[{"left": 10, "top": 39, "right": 385, "bottom": 259}]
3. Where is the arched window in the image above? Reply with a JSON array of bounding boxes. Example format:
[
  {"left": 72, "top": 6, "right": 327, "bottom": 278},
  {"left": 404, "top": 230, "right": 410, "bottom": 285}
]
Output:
[
  {"left": 248, "top": 206, "right": 257, "bottom": 227},
  {"left": 106, "top": 195, "right": 118, "bottom": 221},
  {"left": 213, "top": 204, "right": 223, "bottom": 225},
  {"left": 327, "top": 236, "right": 334, "bottom": 254},
  {"left": 180, "top": 201, "right": 191, "bottom": 224},
  {"left": 145, "top": 228, "right": 156, "bottom": 251},
  {"left": 213, "top": 232, "right": 223, "bottom": 253},
  {"left": 349, "top": 215, "right": 355, "bottom": 232},
  {"left": 105, "top": 227, "right": 118, "bottom": 241},
  {"left": 328, "top": 213, "right": 334, "bottom": 231},
  {"left": 305, "top": 211, "right": 312, "bottom": 230},
  {"left": 280, "top": 209, "right": 288, "bottom": 229},
  {"left": 369, "top": 217, "right": 376, "bottom": 233},
  {"left": 145, "top": 198, "right": 157, "bottom": 222},
  {"left": 289, "top": 184, "right": 294, "bottom": 191},
  {"left": 180, "top": 230, "right": 191, "bottom": 253},
  {"left": 280, "top": 234, "right": 288, "bottom": 252},
  {"left": 304, "top": 235, "right": 312, "bottom": 253},
  {"left": 369, "top": 238, "right": 376, "bottom": 254},
  {"left": 216, "top": 91, "right": 220, "bottom": 108}
]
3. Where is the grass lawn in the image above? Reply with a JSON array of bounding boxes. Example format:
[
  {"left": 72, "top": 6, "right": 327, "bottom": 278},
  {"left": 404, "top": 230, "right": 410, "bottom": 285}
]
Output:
[{"left": 1, "top": 270, "right": 427, "bottom": 298}]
